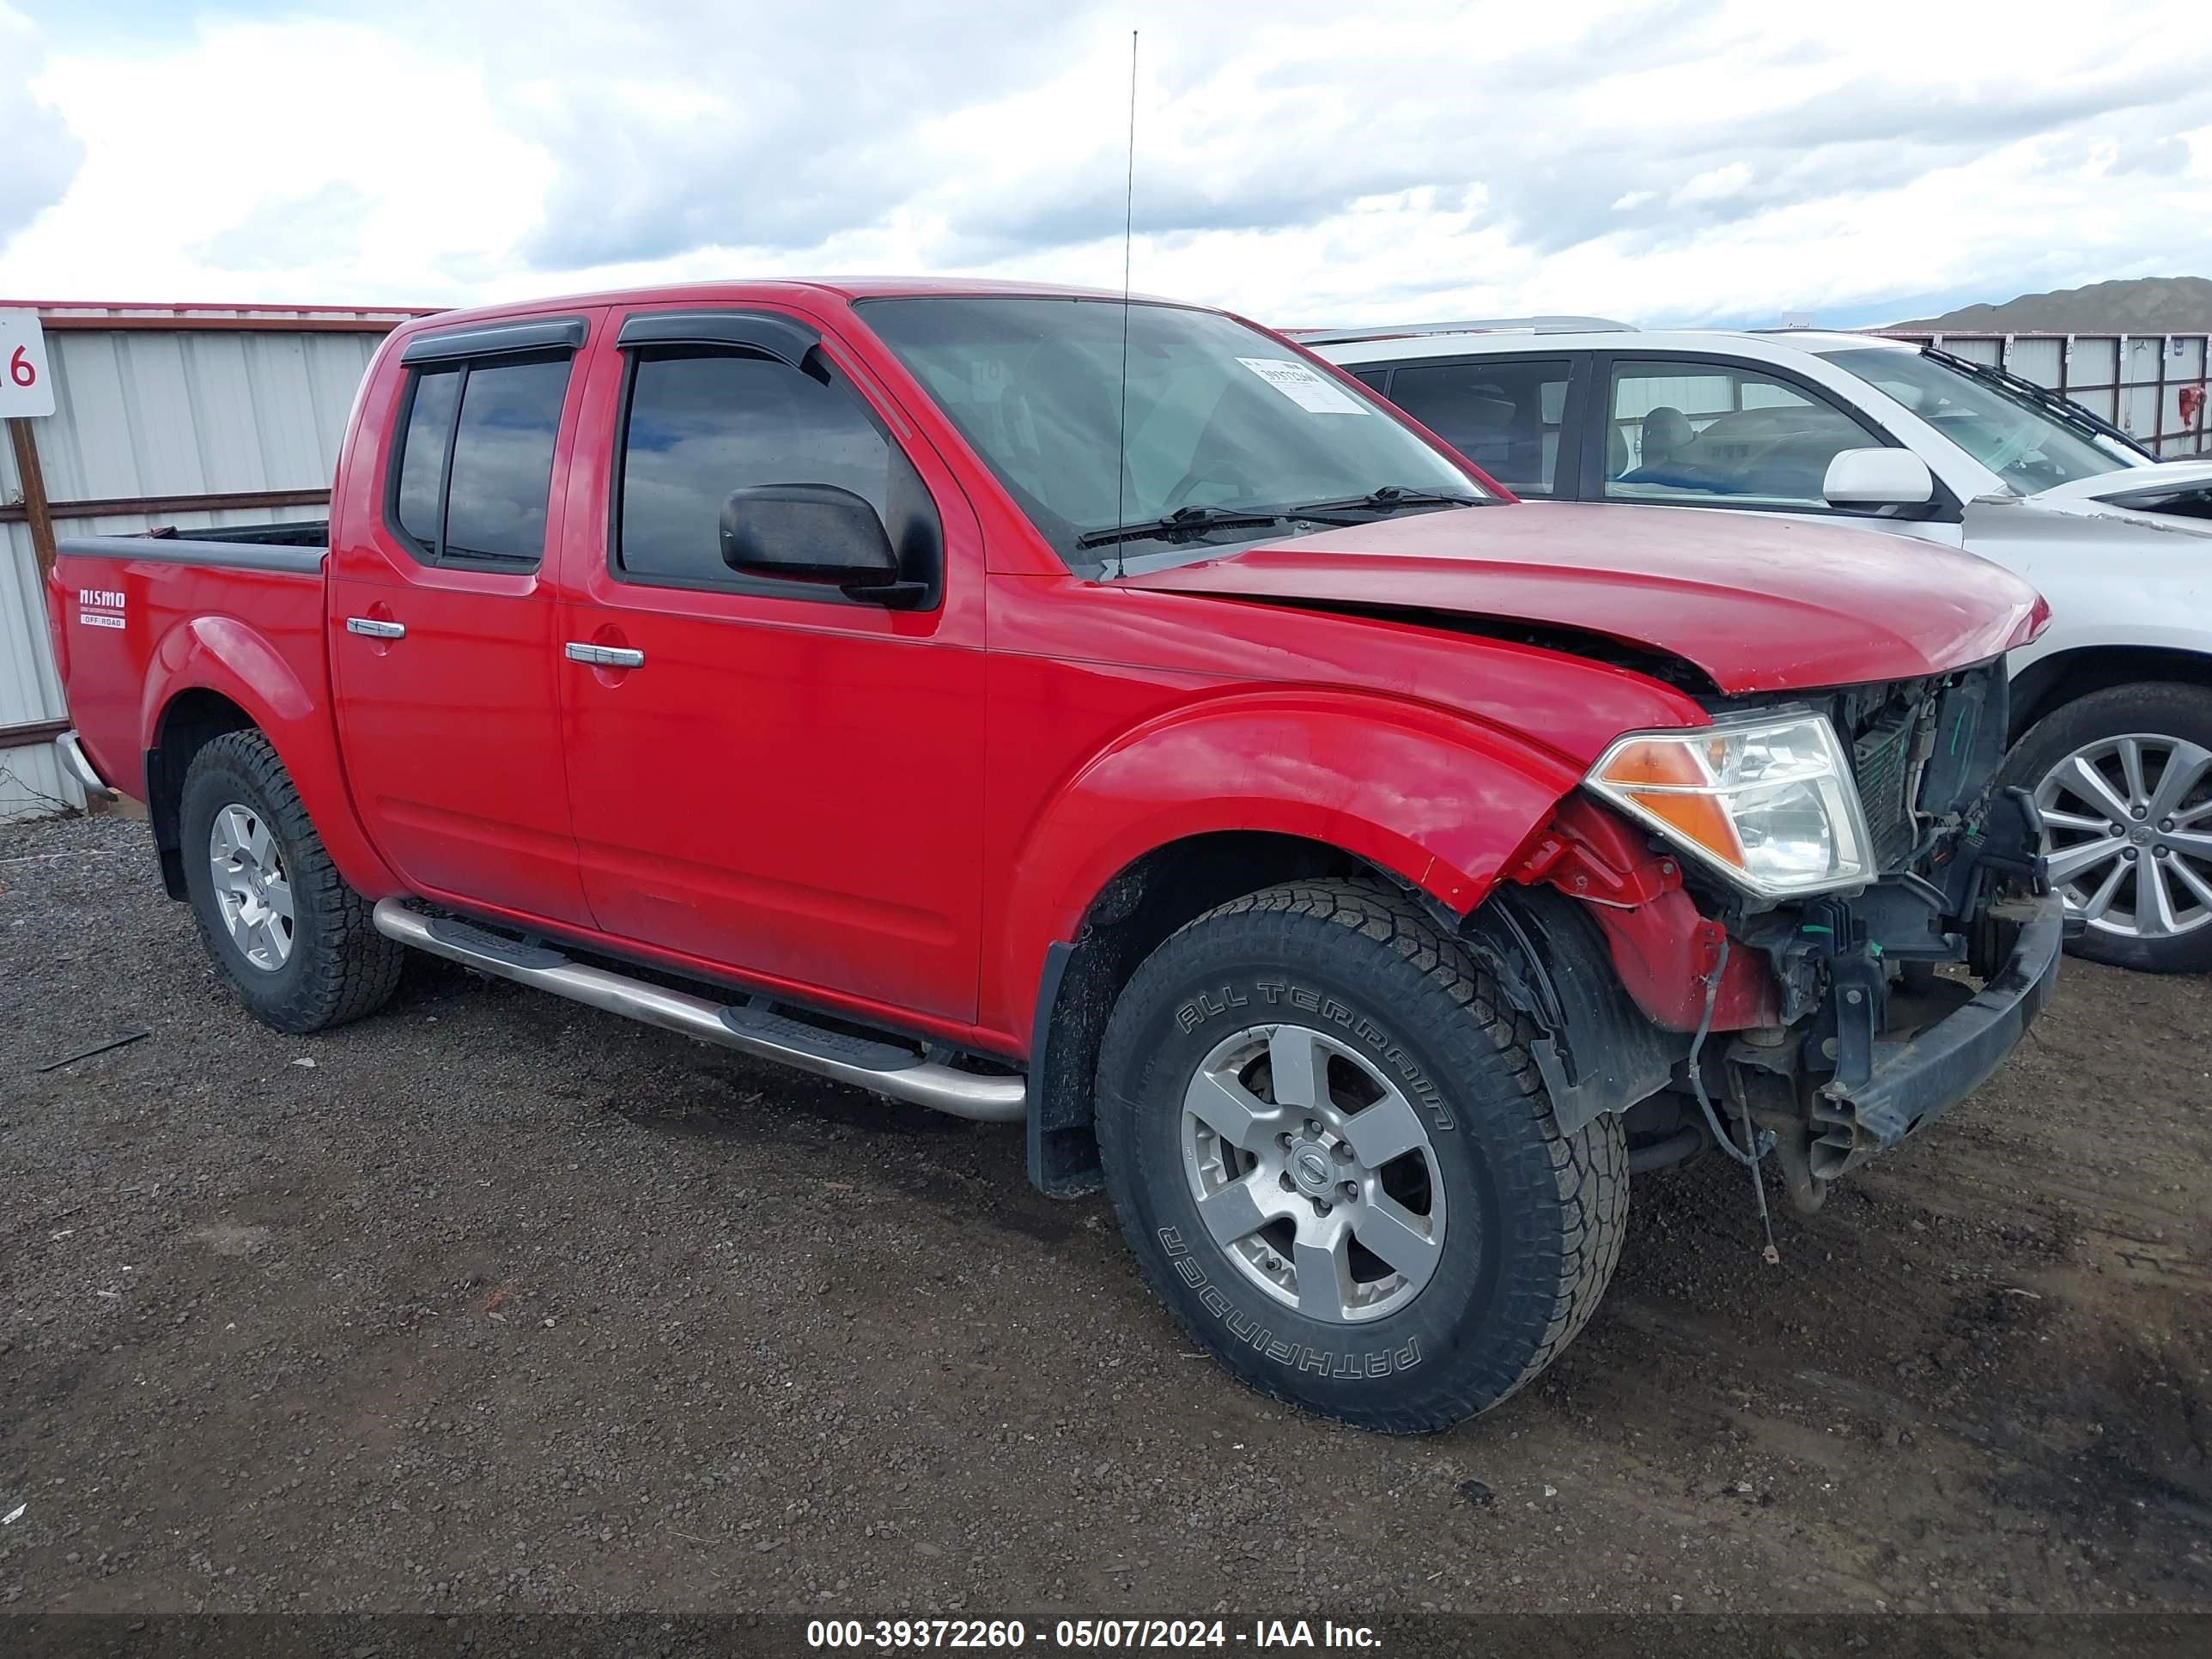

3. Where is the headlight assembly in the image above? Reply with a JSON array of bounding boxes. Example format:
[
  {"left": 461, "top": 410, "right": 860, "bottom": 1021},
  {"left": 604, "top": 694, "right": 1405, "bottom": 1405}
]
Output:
[{"left": 1584, "top": 714, "right": 1875, "bottom": 899}]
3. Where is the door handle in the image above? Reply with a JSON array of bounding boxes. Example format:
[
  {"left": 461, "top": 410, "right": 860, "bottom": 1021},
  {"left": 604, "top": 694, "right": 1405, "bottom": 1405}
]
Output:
[
  {"left": 345, "top": 617, "right": 406, "bottom": 640},
  {"left": 564, "top": 641, "right": 645, "bottom": 669}
]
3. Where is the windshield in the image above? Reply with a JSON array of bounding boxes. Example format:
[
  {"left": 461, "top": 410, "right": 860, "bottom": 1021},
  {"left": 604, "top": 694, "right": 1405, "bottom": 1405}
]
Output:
[
  {"left": 860, "top": 296, "right": 1486, "bottom": 573},
  {"left": 1815, "top": 346, "right": 2139, "bottom": 494}
]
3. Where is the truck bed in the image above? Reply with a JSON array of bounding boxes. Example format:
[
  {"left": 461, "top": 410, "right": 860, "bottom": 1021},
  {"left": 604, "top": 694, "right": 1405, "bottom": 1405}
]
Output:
[
  {"left": 59, "top": 519, "right": 331, "bottom": 573},
  {"left": 50, "top": 525, "right": 335, "bottom": 802},
  {"left": 156, "top": 518, "right": 331, "bottom": 548}
]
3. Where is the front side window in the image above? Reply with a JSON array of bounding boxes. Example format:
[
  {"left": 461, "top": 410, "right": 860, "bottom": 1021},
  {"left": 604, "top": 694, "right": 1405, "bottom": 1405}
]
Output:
[
  {"left": 387, "top": 353, "right": 571, "bottom": 566},
  {"left": 1389, "top": 359, "right": 1569, "bottom": 497},
  {"left": 1816, "top": 345, "right": 2133, "bottom": 494},
  {"left": 616, "top": 348, "right": 894, "bottom": 589},
  {"left": 860, "top": 296, "right": 1485, "bottom": 574},
  {"left": 1602, "top": 360, "right": 1876, "bottom": 509}
]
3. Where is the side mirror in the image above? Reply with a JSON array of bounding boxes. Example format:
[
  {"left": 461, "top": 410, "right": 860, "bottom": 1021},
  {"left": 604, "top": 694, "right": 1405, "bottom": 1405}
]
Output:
[
  {"left": 720, "top": 483, "right": 920, "bottom": 603},
  {"left": 1823, "top": 447, "right": 1934, "bottom": 509}
]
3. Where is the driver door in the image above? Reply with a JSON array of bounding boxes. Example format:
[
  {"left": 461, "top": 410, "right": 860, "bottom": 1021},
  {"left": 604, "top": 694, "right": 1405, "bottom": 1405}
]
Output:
[{"left": 553, "top": 305, "right": 988, "bottom": 1023}]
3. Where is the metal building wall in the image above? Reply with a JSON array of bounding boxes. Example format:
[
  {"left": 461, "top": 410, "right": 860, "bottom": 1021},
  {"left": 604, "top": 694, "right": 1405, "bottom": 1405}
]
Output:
[
  {"left": 1875, "top": 329, "right": 2212, "bottom": 458},
  {"left": 1, "top": 307, "right": 420, "bottom": 821}
]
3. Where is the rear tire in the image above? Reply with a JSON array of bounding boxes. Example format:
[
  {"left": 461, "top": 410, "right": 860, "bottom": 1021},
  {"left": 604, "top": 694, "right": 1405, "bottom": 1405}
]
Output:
[
  {"left": 2003, "top": 682, "right": 2212, "bottom": 975},
  {"left": 179, "top": 730, "right": 405, "bottom": 1033},
  {"left": 1095, "top": 878, "right": 1626, "bottom": 1433}
]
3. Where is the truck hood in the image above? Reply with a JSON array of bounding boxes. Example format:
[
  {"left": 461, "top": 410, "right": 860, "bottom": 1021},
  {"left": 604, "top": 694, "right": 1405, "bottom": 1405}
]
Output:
[
  {"left": 1118, "top": 502, "right": 2045, "bottom": 696},
  {"left": 2027, "top": 456, "right": 2212, "bottom": 509}
]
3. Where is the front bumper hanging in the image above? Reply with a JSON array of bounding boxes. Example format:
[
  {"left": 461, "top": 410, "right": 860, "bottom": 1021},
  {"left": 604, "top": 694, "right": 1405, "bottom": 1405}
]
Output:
[{"left": 1807, "top": 894, "right": 2063, "bottom": 1177}]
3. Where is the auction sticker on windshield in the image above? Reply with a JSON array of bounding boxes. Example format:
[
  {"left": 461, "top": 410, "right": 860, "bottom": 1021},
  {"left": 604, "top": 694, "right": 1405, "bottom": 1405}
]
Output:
[{"left": 1237, "top": 357, "right": 1368, "bottom": 415}]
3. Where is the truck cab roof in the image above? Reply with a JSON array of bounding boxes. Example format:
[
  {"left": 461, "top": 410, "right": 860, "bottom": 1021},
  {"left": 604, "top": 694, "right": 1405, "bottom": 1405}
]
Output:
[{"left": 386, "top": 276, "right": 1201, "bottom": 342}]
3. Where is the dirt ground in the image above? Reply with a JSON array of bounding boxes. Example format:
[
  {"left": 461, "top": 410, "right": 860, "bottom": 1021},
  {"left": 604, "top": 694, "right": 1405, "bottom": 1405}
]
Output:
[{"left": 3, "top": 810, "right": 2208, "bottom": 1619}]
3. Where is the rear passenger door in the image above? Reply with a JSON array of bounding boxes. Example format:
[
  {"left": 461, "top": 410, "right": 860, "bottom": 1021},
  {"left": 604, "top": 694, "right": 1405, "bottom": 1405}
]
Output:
[
  {"left": 331, "top": 315, "right": 599, "bottom": 927},
  {"left": 1364, "top": 356, "right": 1581, "bottom": 499}
]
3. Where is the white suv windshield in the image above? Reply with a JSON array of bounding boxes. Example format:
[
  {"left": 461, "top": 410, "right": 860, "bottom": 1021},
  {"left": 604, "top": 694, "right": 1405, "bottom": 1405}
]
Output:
[
  {"left": 861, "top": 296, "right": 1485, "bottom": 573},
  {"left": 1816, "top": 346, "right": 2131, "bottom": 493}
]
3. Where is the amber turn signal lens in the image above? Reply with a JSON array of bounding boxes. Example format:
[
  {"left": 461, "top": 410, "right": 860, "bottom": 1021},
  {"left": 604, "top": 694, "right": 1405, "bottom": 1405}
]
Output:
[
  {"left": 1615, "top": 787, "right": 1747, "bottom": 867},
  {"left": 1594, "top": 738, "right": 1749, "bottom": 870},
  {"left": 1596, "top": 738, "right": 1711, "bottom": 791}
]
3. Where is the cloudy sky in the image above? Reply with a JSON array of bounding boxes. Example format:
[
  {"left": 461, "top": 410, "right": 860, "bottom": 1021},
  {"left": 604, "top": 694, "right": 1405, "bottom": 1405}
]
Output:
[{"left": 2, "top": 0, "right": 2206, "bottom": 329}]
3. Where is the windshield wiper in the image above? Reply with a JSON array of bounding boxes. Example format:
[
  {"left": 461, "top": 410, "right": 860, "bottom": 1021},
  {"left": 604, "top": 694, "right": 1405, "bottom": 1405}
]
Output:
[
  {"left": 1077, "top": 486, "right": 1486, "bottom": 552},
  {"left": 1924, "top": 348, "right": 2154, "bottom": 460},
  {"left": 1273, "top": 485, "right": 1488, "bottom": 516},
  {"left": 1075, "top": 504, "right": 1288, "bottom": 550}
]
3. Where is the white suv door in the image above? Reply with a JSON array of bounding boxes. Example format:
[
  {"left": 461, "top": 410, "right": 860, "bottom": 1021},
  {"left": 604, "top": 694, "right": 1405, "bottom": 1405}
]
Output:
[{"left": 1590, "top": 353, "right": 1965, "bottom": 551}]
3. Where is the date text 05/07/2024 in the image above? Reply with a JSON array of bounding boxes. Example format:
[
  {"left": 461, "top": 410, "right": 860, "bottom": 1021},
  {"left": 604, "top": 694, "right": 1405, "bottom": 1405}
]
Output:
[{"left": 804, "top": 1618, "right": 1383, "bottom": 1650}]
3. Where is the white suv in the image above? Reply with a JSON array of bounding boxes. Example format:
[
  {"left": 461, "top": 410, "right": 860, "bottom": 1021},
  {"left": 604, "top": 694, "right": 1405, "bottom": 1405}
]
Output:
[{"left": 1308, "top": 323, "right": 2212, "bottom": 974}]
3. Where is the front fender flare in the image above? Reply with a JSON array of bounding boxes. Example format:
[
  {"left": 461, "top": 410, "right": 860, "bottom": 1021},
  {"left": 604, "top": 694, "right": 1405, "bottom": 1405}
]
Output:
[{"left": 993, "top": 690, "right": 1583, "bottom": 1039}]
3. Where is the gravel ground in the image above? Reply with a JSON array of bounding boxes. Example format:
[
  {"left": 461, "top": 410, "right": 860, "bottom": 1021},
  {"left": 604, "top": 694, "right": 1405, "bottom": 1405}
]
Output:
[{"left": 3, "top": 810, "right": 2208, "bottom": 1617}]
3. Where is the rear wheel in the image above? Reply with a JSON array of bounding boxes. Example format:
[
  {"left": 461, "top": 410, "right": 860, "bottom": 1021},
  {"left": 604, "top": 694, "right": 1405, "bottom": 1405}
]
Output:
[
  {"left": 1095, "top": 878, "right": 1626, "bottom": 1432},
  {"left": 179, "top": 731, "right": 405, "bottom": 1032},
  {"left": 2006, "top": 683, "right": 2212, "bottom": 974}
]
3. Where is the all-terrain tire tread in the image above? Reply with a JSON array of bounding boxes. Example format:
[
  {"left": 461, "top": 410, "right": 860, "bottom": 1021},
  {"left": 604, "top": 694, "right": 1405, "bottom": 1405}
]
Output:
[
  {"left": 183, "top": 730, "right": 404, "bottom": 1032},
  {"left": 1098, "top": 876, "right": 1628, "bottom": 1431}
]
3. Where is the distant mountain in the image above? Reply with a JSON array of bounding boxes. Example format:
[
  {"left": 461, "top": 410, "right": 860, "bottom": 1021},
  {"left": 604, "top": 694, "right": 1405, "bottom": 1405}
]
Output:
[{"left": 1891, "top": 276, "right": 2212, "bottom": 333}]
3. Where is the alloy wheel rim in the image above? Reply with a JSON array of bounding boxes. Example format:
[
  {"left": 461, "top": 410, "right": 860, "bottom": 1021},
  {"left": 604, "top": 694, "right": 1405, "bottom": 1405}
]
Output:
[
  {"left": 208, "top": 802, "right": 295, "bottom": 970},
  {"left": 1180, "top": 1022, "right": 1446, "bottom": 1324},
  {"left": 2033, "top": 732, "right": 2212, "bottom": 942}
]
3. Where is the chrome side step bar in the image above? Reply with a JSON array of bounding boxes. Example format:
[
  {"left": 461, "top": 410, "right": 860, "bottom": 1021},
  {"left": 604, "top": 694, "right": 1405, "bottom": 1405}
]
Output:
[
  {"left": 370, "top": 900, "right": 1025, "bottom": 1123},
  {"left": 55, "top": 730, "right": 119, "bottom": 800}
]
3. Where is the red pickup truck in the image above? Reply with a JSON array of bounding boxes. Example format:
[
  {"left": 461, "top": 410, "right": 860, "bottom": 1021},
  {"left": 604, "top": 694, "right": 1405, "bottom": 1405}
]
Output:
[{"left": 48, "top": 278, "right": 2061, "bottom": 1431}]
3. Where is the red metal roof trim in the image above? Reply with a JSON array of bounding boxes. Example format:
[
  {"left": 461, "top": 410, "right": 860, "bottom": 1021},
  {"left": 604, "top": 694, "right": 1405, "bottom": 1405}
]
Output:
[{"left": 2, "top": 300, "right": 443, "bottom": 333}]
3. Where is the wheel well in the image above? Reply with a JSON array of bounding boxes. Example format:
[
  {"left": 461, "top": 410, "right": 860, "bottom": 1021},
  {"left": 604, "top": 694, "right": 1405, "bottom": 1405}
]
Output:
[
  {"left": 1026, "top": 831, "right": 1409, "bottom": 1195},
  {"left": 2011, "top": 647, "right": 2212, "bottom": 741},
  {"left": 147, "top": 690, "right": 257, "bottom": 899}
]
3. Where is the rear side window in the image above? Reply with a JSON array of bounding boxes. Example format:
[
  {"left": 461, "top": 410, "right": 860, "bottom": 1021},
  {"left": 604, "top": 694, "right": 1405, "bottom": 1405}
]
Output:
[
  {"left": 616, "top": 349, "right": 892, "bottom": 588},
  {"left": 387, "top": 352, "right": 573, "bottom": 568},
  {"left": 1388, "top": 359, "right": 1570, "bottom": 497},
  {"left": 394, "top": 369, "right": 459, "bottom": 548}
]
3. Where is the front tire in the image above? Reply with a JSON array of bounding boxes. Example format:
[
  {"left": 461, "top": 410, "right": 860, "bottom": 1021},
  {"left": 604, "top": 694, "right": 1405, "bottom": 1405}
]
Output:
[
  {"left": 2004, "top": 682, "right": 2212, "bottom": 975},
  {"left": 1096, "top": 878, "right": 1626, "bottom": 1433},
  {"left": 179, "top": 730, "right": 405, "bottom": 1033}
]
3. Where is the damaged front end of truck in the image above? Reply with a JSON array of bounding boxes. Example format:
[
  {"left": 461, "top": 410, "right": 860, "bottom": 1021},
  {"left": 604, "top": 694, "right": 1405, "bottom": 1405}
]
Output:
[{"left": 1477, "top": 656, "right": 2064, "bottom": 1230}]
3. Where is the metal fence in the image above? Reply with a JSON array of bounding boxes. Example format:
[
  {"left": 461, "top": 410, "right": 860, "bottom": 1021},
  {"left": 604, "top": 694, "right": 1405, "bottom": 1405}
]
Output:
[
  {"left": 1873, "top": 329, "right": 2211, "bottom": 459},
  {"left": 1, "top": 303, "right": 427, "bottom": 820}
]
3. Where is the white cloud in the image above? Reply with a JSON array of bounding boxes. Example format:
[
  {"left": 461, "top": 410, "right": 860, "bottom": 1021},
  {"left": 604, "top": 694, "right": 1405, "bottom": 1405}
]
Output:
[
  {"left": 0, "top": 3, "right": 80, "bottom": 252},
  {"left": 1670, "top": 163, "right": 1753, "bottom": 209},
  {"left": 6, "top": 15, "right": 550, "bottom": 304},
  {"left": 0, "top": 0, "right": 2208, "bottom": 327}
]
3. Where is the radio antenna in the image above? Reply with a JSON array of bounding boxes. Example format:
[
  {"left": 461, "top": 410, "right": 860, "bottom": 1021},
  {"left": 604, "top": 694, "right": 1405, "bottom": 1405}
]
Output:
[{"left": 1112, "top": 29, "right": 1138, "bottom": 579}]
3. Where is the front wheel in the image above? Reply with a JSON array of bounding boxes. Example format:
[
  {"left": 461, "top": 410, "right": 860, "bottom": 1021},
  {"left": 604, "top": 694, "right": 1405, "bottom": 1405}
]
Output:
[
  {"left": 2005, "top": 682, "right": 2212, "bottom": 974},
  {"left": 1095, "top": 879, "right": 1626, "bottom": 1433}
]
